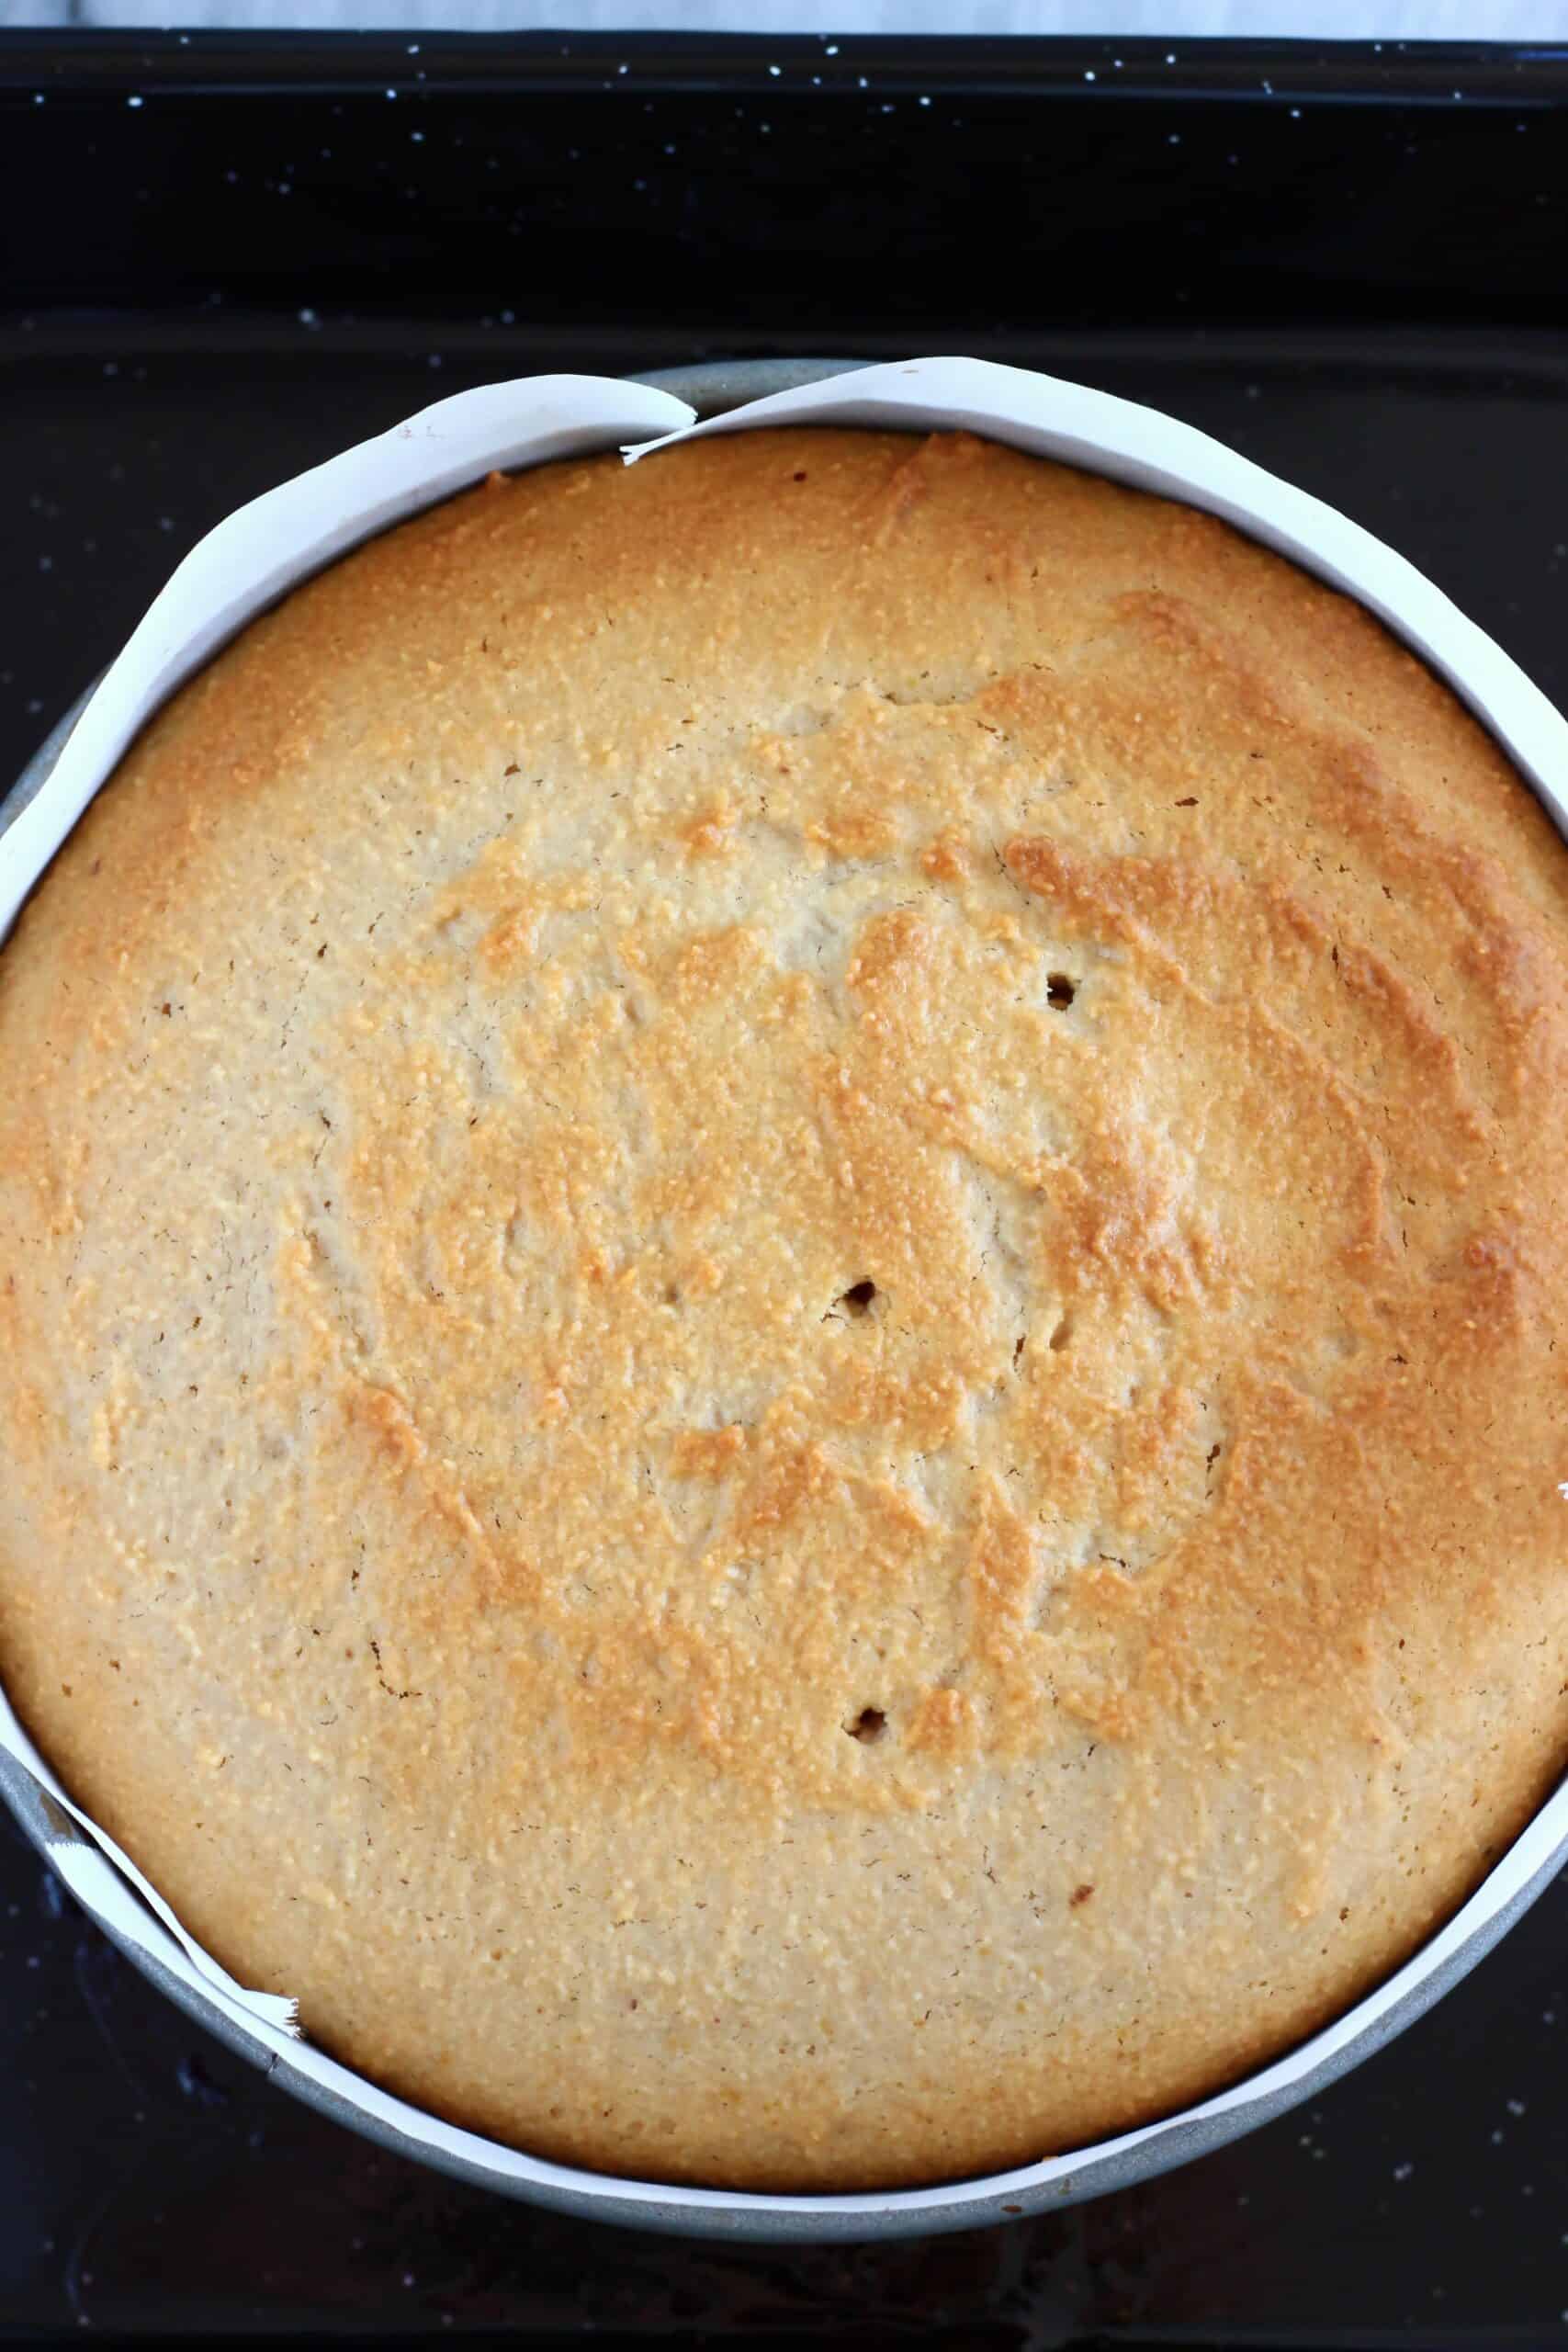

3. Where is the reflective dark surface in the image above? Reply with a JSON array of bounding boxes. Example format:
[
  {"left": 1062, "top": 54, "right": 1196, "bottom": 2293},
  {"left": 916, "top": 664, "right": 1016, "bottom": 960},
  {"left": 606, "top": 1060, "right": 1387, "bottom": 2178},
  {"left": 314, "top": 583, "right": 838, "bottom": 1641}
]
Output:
[{"left": 1, "top": 33, "right": 1565, "bottom": 2346}]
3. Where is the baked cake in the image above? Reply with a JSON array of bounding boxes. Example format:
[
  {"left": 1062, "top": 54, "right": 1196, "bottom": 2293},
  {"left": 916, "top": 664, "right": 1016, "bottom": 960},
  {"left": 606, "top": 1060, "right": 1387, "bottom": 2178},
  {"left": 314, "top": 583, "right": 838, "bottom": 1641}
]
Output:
[{"left": 2, "top": 426, "right": 1565, "bottom": 2190}]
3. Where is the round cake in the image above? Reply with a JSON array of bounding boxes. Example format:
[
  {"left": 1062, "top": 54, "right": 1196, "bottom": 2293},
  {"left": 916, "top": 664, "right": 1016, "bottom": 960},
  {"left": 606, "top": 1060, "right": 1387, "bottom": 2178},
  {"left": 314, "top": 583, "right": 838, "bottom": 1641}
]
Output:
[{"left": 1, "top": 426, "right": 1566, "bottom": 2191}]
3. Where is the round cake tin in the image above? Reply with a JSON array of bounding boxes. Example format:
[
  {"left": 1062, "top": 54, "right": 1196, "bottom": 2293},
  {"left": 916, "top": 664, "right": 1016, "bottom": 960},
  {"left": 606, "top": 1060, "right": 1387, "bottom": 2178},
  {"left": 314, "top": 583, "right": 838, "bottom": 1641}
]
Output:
[{"left": 2, "top": 356, "right": 1565, "bottom": 2244}]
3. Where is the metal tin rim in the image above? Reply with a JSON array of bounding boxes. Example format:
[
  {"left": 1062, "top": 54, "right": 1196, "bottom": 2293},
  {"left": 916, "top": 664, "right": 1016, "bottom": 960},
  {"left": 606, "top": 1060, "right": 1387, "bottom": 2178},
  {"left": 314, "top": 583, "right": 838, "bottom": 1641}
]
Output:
[{"left": 2, "top": 355, "right": 1564, "bottom": 2243}]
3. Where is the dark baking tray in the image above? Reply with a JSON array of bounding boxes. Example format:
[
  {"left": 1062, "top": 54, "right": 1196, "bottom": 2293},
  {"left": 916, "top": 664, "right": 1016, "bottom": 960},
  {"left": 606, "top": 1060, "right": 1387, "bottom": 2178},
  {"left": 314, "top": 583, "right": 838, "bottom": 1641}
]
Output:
[{"left": 1, "top": 28, "right": 1566, "bottom": 2346}]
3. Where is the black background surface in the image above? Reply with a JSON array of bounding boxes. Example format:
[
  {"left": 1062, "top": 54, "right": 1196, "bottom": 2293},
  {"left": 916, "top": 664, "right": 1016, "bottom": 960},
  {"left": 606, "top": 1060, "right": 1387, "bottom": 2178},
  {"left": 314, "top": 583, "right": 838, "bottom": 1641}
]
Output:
[{"left": 0, "top": 33, "right": 1565, "bottom": 2346}]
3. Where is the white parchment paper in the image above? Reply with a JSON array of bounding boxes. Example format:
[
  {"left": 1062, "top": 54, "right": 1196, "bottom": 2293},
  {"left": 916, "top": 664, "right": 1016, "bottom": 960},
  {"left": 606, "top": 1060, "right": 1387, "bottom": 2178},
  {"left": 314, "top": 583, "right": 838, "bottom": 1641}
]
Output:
[{"left": 2, "top": 356, "right": 1565, "bottom": 2211}]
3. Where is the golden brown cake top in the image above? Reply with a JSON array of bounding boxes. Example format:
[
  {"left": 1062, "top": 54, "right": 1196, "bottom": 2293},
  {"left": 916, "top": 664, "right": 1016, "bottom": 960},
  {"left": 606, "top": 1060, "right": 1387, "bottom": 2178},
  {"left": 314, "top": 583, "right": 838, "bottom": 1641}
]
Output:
[{"left": 2, "top": 426, "right": 1566, "bottom": 2189}]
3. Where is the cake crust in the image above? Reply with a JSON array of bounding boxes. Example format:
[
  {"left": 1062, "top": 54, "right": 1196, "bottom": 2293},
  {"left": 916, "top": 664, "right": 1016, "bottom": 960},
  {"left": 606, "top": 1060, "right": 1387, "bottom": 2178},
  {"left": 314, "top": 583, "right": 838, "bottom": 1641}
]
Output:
[{"left": 2, "top": 427, "right": 1566, "bottom": 2189}]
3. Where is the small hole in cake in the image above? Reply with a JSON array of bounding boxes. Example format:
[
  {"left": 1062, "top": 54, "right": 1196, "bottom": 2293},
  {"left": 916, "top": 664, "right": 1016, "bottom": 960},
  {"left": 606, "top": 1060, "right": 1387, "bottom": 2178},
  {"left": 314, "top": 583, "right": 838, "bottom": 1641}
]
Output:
[
  {"left": 663, "top": 1283, "right": 681, "bottom": 1307},
  {"left": 846, "top": 1706, "right": 887, "bottom": 1743},
  {"left": 839, "top": 1279, "right": 878, "bottom": 1317},
  {"left": 1012, "top": 1335, "right": 1025, "bottom": 1364},
  {"left": 1046, "top": 972, "right": 1077, "bottom": 1010},
  {"left": 1049, "top": 1315, "right": 1073, "bottom": 1352},
  {"left": 793, "top": 470, "right": 808, "bottom": 481}
]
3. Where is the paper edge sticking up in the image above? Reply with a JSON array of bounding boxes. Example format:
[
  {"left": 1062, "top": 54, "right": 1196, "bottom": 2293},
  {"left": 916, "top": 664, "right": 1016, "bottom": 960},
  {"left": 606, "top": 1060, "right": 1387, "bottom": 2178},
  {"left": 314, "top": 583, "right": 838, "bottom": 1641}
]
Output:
[
  {"left": 624, "top": 354, "right": 1568, "bottom": 831},
  {"left": 0, "top": 374, "right": 694, "bottom": 945}
]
